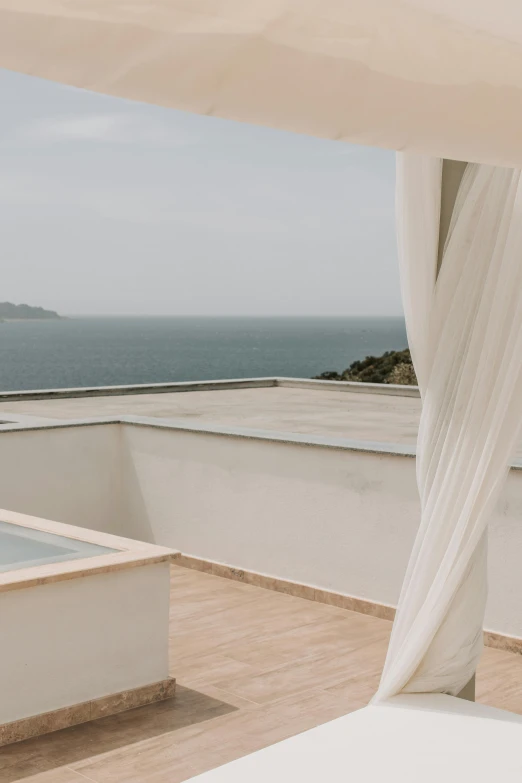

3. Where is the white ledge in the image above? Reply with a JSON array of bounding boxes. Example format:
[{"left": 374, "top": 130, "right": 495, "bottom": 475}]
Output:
[{"left": 0, "top": 377, "right": 420, "bottom": 402}]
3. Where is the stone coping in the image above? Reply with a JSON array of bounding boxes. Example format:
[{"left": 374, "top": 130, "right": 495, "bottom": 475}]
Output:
[
  {"left": 278, "top": 377, "right": 420, "bottom": 397},
  {"left": 0, "top": 376, "right": 420, "bottom": 402},
  {"left": 0, "top": 677, "right": 176, "bottom": 746},
  {"left": 0, "top": 412, "right": 417, "bottom": 458},
  {"left": 0, "top": 508, "right": 179, "bottom": 593},
  {"left": 2, "top": 413, "right": 522, "bottom": 470},
  {"left": 126, "top": 416, "right": 418, "bottom": 458},
  {"left": 177, "top": 554, "right": 522, "bottom": 656}
]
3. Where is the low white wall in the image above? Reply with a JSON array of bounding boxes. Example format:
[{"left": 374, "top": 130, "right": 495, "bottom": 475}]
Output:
[
  {"left": 1, "top": 421, "right": 522, "bottom": 640},
  {"left": 0, "top": 425, "right": 133, "bottom": 538},
  {"left": 487, "top": 470, "right": 522, "bottom": 636},
  {"left": 0, "top": 562, "right": 170, "bottom": 723},
  {"left": 123, "top": 424, "right": 522, "bottom": 640},
  {"left": 122, "top": 425, "right": 418, "bottom": 605}
]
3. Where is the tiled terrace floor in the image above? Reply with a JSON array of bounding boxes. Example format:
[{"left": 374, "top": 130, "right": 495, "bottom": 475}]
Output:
[{"left": 3, "top": 566, "right": 522, "bottom": 783}]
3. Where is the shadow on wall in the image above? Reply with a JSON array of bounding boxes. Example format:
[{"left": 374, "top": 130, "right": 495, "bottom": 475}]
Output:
[{"left": 119, "top": 425, "right": 155, "bottom": 543}]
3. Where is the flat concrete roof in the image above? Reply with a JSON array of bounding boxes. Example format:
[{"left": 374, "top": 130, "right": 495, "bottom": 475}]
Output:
[{"left": 0, "top": 386, "right": 420, "bottom": 445}]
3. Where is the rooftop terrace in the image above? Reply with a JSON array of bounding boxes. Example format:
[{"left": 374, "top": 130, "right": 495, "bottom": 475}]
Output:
[
  {"left": 0, "top": 381, "right": 423, "bottom": 444},
  {"left": 1, "top": 380, "right": 522, "bottom": 779},
  {"left": 3, "top": 564, "right": 522, "bottom": 783}
]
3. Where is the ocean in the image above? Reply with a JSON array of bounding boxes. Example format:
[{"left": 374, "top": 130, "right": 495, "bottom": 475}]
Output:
[{"left": 0, "top": 316, "right": 407, "bottom": 392}]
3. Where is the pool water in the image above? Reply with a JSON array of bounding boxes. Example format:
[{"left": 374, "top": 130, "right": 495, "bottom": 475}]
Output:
[{"left": 0, "top": 520, "right": 117, "bottom": 572}]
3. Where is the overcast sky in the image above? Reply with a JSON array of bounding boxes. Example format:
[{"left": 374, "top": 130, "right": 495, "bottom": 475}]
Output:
[{"left": 0, "top": 69, "right": 400, "bottom": 316}]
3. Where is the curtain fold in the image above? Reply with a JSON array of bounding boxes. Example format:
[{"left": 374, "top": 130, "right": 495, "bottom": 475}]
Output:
[{"left": 375, "top": 154, "right": 522, "bottom": 701}]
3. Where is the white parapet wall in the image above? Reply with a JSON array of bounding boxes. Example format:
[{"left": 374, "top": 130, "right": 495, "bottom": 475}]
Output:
[
  {"left": 0, "top": 424, "right": 125, "bottom": 534},
  {"left": 0, "top": 423, "right": 152, "bottom": 542},
  {"left": 0, "top": 413, "right": 521, "bottom": 640},
  {"left": 122, "top": 421, "right": 522, "bottom": 640},
  {"left": 122, "top": 424, "right": 418, "bottom": 606}
]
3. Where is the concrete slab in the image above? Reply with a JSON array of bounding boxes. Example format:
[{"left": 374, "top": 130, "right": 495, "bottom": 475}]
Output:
[{"left": 0, "top": 386, "right": 421, "bottom": 444}]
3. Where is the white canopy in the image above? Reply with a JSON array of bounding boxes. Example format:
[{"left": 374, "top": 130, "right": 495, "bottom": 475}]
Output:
[{"left": 1, "top": 0, "right": 522, "bottom": 166}]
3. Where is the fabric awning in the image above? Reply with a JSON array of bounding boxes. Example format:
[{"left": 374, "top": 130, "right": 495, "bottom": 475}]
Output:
[{"left": 1, "top": 1, "right": 522, "bottom": 166}]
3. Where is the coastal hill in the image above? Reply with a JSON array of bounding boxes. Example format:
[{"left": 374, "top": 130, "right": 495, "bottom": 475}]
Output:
[
  {"left": 0, "top": 302, "right": 61, "bottom": 320},
  {"left": 314, "top": 348, "right": 417, "bottom": 386}
]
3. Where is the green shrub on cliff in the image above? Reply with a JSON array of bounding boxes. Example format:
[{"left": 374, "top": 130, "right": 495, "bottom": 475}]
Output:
[{"left": 314, "top": 348, "right": 417, "bottom": 386}]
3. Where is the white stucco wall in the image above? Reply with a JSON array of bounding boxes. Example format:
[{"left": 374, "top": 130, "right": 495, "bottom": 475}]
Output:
[
  {"left": 123, "top": 424, "right": 522, "bottom": 640},
  {"left": 0, "top": 562, "right": 170, "bottom": 723},
  {"left": 1, "top": 421, "right": 522, "bottom": 640},
  {"left": 486, "top": 470, "right": 522, "bottom": 636},
  {"left": 122, "top": 425, "right": 418, "bottom": 605},
  {"left": 0, "top": 425, "right": 127, "bottom": 537}
]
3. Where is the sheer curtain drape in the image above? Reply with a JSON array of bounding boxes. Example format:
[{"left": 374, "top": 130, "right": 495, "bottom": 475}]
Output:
[{"left": 375, "top": 154, "right": 522, "bottom": 700}]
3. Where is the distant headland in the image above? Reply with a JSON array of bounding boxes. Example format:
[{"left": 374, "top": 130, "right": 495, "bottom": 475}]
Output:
[
  {"left": 314, "top": 348, "right": 417, "bottom": 386},
  {"left": 0, "top": 302, "right": 61, "bottom": 321}
]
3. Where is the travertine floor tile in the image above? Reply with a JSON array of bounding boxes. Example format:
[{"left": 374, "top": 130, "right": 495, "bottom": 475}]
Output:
[
  {"left": 221, "top": 614, "right": 387, "bottom": 670},
  {"left": 212, "top": 638, "right": 387, "bottom": 705},
  {"left": 3, "top": 566, "right": 522, "bottom": 783},
  {"left": 4, "top": 768, "right": 91, "bottom": 783}
]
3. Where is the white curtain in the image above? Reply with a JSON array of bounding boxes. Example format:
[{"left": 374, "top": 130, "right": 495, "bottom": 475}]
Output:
[{"left": 375, "top": 154, "right": 522, "bottom": 701}]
